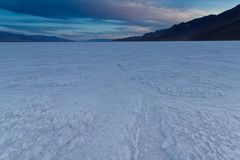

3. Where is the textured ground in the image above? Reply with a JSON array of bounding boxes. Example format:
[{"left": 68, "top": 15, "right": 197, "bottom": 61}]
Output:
[{"left": 0, "top": 42, "right": 240, "bottom": 160}]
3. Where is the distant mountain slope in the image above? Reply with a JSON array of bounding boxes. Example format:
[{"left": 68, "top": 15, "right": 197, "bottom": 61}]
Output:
[
  {"left": 0, "top": 31, "right": 73, "bottom": 42},
  {"left": 117, "top": 4, "right": 240, "bottom": 41},
  {"left": 87, "top": 39, "right": 112, "bottom": 42}
]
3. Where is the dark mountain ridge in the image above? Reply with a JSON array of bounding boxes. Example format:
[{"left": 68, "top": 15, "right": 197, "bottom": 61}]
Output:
[{"left": 117, "top": 4, "right": 240, "bottom": 41}]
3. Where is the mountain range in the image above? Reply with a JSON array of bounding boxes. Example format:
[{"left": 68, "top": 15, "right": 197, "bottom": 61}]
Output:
[
  {"left": 0, "top": 31, "right": 72, "bottom": 42},
  {"left": 117, "top": 4, "right": 240, "bottom": 41}
]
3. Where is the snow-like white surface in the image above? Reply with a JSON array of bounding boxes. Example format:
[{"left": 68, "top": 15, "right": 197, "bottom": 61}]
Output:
[{"left": 1, "top": 42, "right": 240, "bottom": 160}]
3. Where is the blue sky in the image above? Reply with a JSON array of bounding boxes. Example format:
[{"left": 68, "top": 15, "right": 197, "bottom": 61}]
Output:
[{"left": 0, "top": 0, "right": 239, "bottom": 41}]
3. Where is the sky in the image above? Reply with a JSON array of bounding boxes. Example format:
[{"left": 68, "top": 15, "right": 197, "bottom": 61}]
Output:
[{"left": 0, "top": 0, "right": 239, "bottom": 41}]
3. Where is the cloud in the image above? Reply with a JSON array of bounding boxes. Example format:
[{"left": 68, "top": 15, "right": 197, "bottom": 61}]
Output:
[{"left": 0, "top": 0, "right": 207, "bottom": 23}]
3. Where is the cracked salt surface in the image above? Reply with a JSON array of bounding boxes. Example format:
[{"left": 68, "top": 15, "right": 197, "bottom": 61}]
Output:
[{"left": 1, "top": 42, "right": 240, "bottom": 160}]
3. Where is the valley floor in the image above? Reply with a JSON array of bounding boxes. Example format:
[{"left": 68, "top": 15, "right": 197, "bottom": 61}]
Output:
[{"left": 1, "top": 42, "right": 240, "bottom": 160}]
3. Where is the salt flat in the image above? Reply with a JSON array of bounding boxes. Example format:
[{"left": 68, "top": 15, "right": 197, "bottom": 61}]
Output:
[{"left": 0, "top": 42, "right": 240, "bottom": 160}]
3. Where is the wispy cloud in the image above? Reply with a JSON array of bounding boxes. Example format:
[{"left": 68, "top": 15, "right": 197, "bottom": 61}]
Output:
[{"left": 0, "top": 0, "right": 214, "bottom": 22}]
